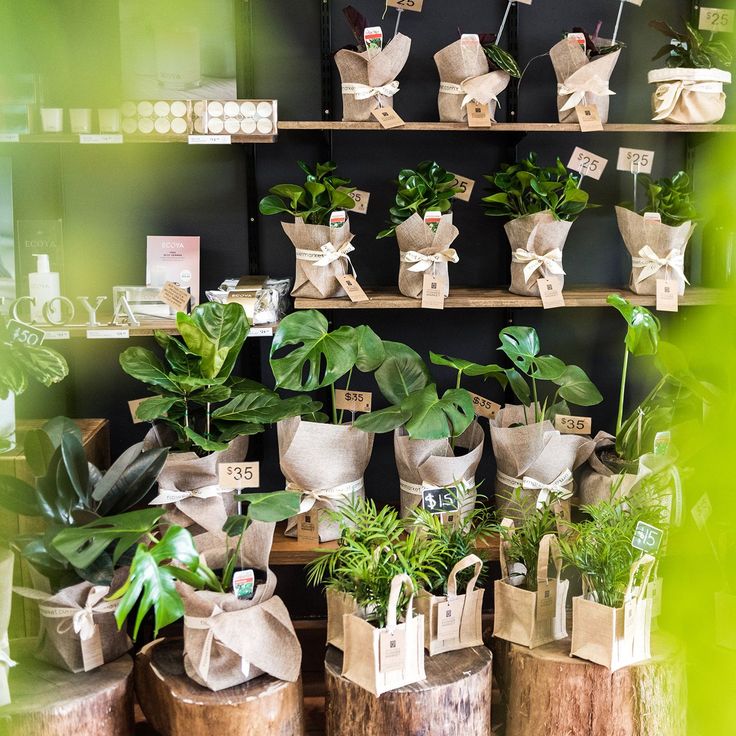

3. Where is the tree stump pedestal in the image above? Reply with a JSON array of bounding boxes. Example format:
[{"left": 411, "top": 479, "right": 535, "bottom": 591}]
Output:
[
  {"left": 324, "top": 644, "right": 493, "bottom": 736},
  {"left": 135, "top": 637, "right": 304, "bottom": 736}
]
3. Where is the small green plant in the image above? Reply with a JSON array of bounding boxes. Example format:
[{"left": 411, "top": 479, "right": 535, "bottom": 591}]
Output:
[
  {"left": 377, "top": 161, "right": 460, "bottom": 239},
  {"left": 481, "top": 153, "right": 593, "bottom": 222},
  {"left": 635, "top": 171, "right": 698, "bottom": 226},
  {"left": 570, "top": 24, "right": 624, "bottom": 58},
  {"left": 258, "top": 161, "right": 356, "bottom": 226},
  {"left": 482, "top": 42, "right": 521, "bottom": 77},
  {"left": 650, "top": 19, "right": 732, "bottom": 69}
]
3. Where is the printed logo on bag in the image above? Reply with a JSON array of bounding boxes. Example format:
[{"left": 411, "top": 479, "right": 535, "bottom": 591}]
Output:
[
  {"left": 218, "top": 462, "right": 260, "bottom": 488},
  {"left": 298, "top": 511, "right": 320, "bottom": 543},
  {"left": 656, "top": 279, "right": 678, "bottom": 312},
  {"left": 537, "top": 278, "right": 565, "bottom": 309},
  {"left": 6, "top": 319, "right": 45, "bottom": 347},
  {"left": 370, "top": 107, "right": 405, "bottom": 129},
  {"left": 421, "top": 487, "right": 459, "bottom": 514},
  {"left": 329, "top": 210, "right": 347, "bottom": 229},
  {"left": 536, "top": 581, "right": 557, "bottom": 620},
  {"left": 450, "top": 173, "right": 475, "bottom": 202},
  {"left": 469, "top": 392, "right": 501, "bottom": 419},
  {"left": 336, "top": 274, "right": 370, "bottom": 302},
  {"left": 335, "top": 389, "right": 372, "bottom": 413},
  {"left": 632, "top": 522, "right": 664, "bottom": 554},
  {"left": 575, "top": 104, "right": 604, "bottom": 132},
  {"left": 554, "top": 414, "right": 592, "bottom": 435},
  {"left": 567, "top": 147, "right": 608, "bottom": 180},
  {"left": 387, "top": 0, "right": 424, "bottom": 12},
  {"left": 617, "top": 148, "right": 655, "bottom": 175},
  {"left": 699, "top": 6, "right": 735, "bottom": 32},
  {"left": 379, "top": 628, "right": 406, "bottom": 672},
  {"left": 437, "top": 599, "right": 463, "bottom": 640}
]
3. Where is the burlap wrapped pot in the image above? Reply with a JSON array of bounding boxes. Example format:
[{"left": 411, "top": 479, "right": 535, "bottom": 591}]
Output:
[
  {"left": 395, "top": 421, "right": 484, "bottom": 519},
  {"left": 278, "top": 416, "right": 374, "bottom": 542},
  {"left": 615, "top": 206, "right": 694, "bottom": 296},
  {"left": 396, "top": 213, "right": 460, "bottom": 298},
  {"left": 576, "top": 431, "right": 639, "bottom": 506},
  {"left": 335, "top": 34, "right": 411, "bottom": 121},
  {"left": 0, "top": 550, "right": 14, "bottom": 705},
  {"left": 550, "top": 37, "right": 620, "bottom": 124},
  {"left": 434, "top": 38, "right": 510, "bottom": 122},
  {"left": 649, "top": 67, "right": 731, "bottom": 125},
  {"left": 282, "top": 218, "right": 356, "bottom": 299},
  {"left": 505, "top": 211, "right": 572, "bottom": 296}
]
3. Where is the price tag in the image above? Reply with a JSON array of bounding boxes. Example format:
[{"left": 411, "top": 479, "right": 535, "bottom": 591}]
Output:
[
  {"left": 127, "top": 398, "right": 151, "bottom": 424},
  {"left": 554, "top": 414, "right": 592, "bottom": 435},
  {"left": 379, "top": 628, "right": 406, "bottom": 672},
  {"left": 656, "top": 279, "right": 678, "bottom": 312},
  {"left": 450, "top": 173, "right": 475, "bottom": 202},
  {"left": 371, "top": 107, "right": 405, "bottom": 129},
  {"left": 158, "top": 281, "right": 191, "bottom": 312},
  {"left": 632, "top": 521, "right": 664, "bottom": 553},
  {"left": 691, "top": 493, "right": 712, "bottom": 529},
  {"left": 335, "top": 389, "right": 372, "bottom": 413},
  {"left": 421, "top": 487, "right": 459, "bottom": 514},
  {"left": 248, "top": 325, "right": 274, "bottom": 337},
  {"left": 6, "top": 319, "right": 45, "bottom": 346},
  {"left": 79, "top": 134, "right": 123, "bottom": 144},
  {"left": 336, "top": 274, "right": 370, "bottom": 303},
  {"left": 0, "top": 134, "right": 20, "bottom": 143},
  {"left": 218, "top": 462, "right": 260, "bottom": 488},
  {"left": 86, "top": 329, "right": 130, "bottom": 339},
  {"left": 537, "top": 278, "right": 565, "bottom": 309},
  {"left": 469, "top": 392, "right": 501, "bottom": 419},
  {"left": 575, "top": 104, "right": 604, "bottom": 132},
  {"left": 467, "top": 102, "right": 492, "bottom": 127},
  {"left": 386, "top": 0, "right": 424, "bottom": 12},
  {"left": 567, "top": 147, "right": 608, "bottom": 180},
  {"left": 188, "top": 134, "right": 232, "bottom": 144},
  {"left": 437, "top": 599, "right": 463, "bottom": 640},
  {"left": 80, "top": 627, "right": 104, "bottom": 672},
  {"left": 536, "top": 581, "right": 557, "bottom": 620},
  {"left": 617, "top": 147, "right": 655, "bottom": 175},
  {"left": 421, "top": 273, "right": 445, "bottom": 310},
  {"left": 297, "top": 511, "right": 320, "bottom": 543},
  {"left": 644, "top": 212, "right": 662, "bottom": 222},
  {"left": 43, "top": 330, "right": 70, "bottom": 340},
  {"left": 343, "top": 188, "right": 370, "bottom": 214},
  {"left": 699, "top": 6, "right": 735, "bottom": 32}
]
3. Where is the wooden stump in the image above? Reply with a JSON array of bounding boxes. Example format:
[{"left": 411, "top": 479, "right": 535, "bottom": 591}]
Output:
[
  {"left": 492, "top": 635, "right": 687, "bottom": 736},
  {"left": 325, "top": 644, "right": 493, "bottom": 736},
  {"left": 135, "top": 637, "right": 304, "bottom": 736},
  {"left": 0, "top": 637, "right": 133, "bottom": 736}
]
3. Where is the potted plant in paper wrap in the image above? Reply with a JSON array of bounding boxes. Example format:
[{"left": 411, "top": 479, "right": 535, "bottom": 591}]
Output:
[
  {"left": 334, "top": 6, "right": 411, "bottom": 122},
  {"left": 490, "top": 326, "right": 601, "bottom": 519},
  {"left": 259, "top": 161, "right": 359, "bottom": 299},
  {"left": 481, "top": 153, "right": 594, "bottom": 297},
  {"left": 120, "top": 301, "right": 312, "bottom": 541},
  {"left": 616, "top": 171, "right": 697, "bottom": 297},
  {"left": 0, "top": 547, "right": 12, "bottom": 705},
  {"left": 648, "top": 20, "right": 732, "bottom": 125},
  {"left": 0, "top": 418, "right": 167, "bottom": 672},
  {"left": 0, "top": 315, "right": 68, "bottom": 453}
]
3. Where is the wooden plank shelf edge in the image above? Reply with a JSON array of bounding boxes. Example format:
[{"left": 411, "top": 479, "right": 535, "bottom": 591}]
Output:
[{"left": 36, "top": 320, "right": 279, "bottom": 338}]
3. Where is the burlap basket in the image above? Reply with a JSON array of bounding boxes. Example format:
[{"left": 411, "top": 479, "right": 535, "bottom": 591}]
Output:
[
  {"left": 505, "top": 211, "right": 572, "bottom": 296},
  {"left": 493, "top": 524, "right": 568, "bottom": 648},
  {"left": 15, "top": 568, "right": 132, "bottom": 673},
  {"left": 334, "top": 34, "right": 411, "bottom": 121},
  {"left": 282, "top": 218, "right": 356, "bottom": 299},
  {"left": 433, "top": 38, "right": 510, "bottom": 122},
  {"left": 326, "top": 589, "right": 364, "bottom": 651},
  {"left": 550, "top": 37, "right": 620, "bottom": 124},
  {"left": 415, "top": 554, "right": 484, "bottom": 656},
  {"left": 396, "top": 213, "right": 460, "bottom": 299},
  {"left": 179, "top": 521, "right": 301, "bottom": 691},
  {"left": 576, "top": 431, "right": 638, "bottom": 506},
  {"left": 615, "top": 206, "right": 693, "bottom": 297},
  {"left": 395, "top": 421, "right": 484, "bottom": 519},
  {"left": 0, "top": 550, "right": 14, "bottom": 705},
  {"left": 278, "top": 416, "right": 374, "bottom": 542},
  {"left": 649, "top": 67, "right": 731, "bottom": 125},
  {"left": 490, "top": 405, "right": 595, "bottom": 520},
  {"left": 571, "top": 554, "right": 655, "bottom": 670}
]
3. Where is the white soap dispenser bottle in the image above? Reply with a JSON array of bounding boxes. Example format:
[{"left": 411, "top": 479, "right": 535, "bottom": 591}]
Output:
[{"left": 28, "top": 253, "right": 60, "bottom": 323}]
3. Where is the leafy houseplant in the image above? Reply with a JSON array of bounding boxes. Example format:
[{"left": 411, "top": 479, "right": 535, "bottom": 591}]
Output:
[
  {"left": 649, "top": 20, "right": 732, "bottom": 70},
  {"left": 634, "top": 171, "right": 698, "bottom": 226},
  {"left": 569, "top": 24, "right": 624, "bottom": 59}
]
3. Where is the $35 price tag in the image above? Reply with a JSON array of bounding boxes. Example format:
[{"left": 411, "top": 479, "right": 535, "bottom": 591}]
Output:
[
  {"left": 218, "top": 462, "right": 260, "bottom": 488},
  {"left": 469, "top": 392, "right": 501, "bottom": 419},
  {"left": 554, "top": 414, "right": 592, "bottom": 435},
  {"left": 335, "top": 389, "right": 372, "bottom": 413}
]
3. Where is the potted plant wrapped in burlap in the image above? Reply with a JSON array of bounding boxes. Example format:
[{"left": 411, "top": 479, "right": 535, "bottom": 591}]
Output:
[
  {"left": 377, "top": 161, "right": 461, "bottom": 299},
  {"left": 3, "top": 418, "right": 167, "bottom": 672},
  {"left": 648, "top": 20, "right": 732, "bottom": 125},
  {"left": 616, "top": 171, "right": 697, "bottom": 297},
  {"left": 481, "top": 153, "right": 594, "bottom": 297}
]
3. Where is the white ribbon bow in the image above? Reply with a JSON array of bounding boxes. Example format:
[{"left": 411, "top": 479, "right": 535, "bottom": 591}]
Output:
[
  {"left": 558, "top": 75, "right": 614, "bottom": 111},
  {"left": 313, "top": 242, "right": 357, "bottom": 276},
  {"left": 287, "top": 479, "right": 364, "bottom": 514},
  {"left": 342, "top": 80, "right": 400, "bottom": 101},
  {"left": 511, "top": 225, "right": 566, "bottom": 283},
  {"left": 521, "top": 469, "right": 574, "bottom": 508},
  {"left": 401, "top": 248, "right": 459, "bottom": 272},
  {"left": 652, "top": 80, "right": 723, "bottom": 121},
  {"left": 632, "top": 246, "right": 689, "bottom": 285},
  {"left": 439, "top": 79, "right": 501, "bottom": 112},
  {"left": 43, "top": 585, "right": 117, "bottom": 641},
  {"left": 149, "top": 484, "right": 224, "bottom": 506}
]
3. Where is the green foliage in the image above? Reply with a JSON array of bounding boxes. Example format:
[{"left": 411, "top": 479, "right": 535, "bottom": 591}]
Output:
[
  {"left": 607, "top": 295, "right": 660, "bottom": 358},
  {"left": 570, "top": 26, "right": 624, "bottom": 58},
  {"left": 482, "top": 43, "right": 521, "bottom": 77},
  {"left": 429, "top": 352, "right": 507, "bottom": 391},
  {"left": 377, "top": 161, "right": 460, "bottom": 239},
  {"left": 650, "top": 19, "right": 732, "bottom": 69},
  {"left": 635, "top": 171, "right": 698, "bottom": 226},
  {"left": 481, "top": 153, "right": 593, "bottom": 222},
  {"left": 374, "top": 341, "right": 431, "bottom": 404},
  {"left": 258, "top": 161, "right": 356, "bottom": 226}
]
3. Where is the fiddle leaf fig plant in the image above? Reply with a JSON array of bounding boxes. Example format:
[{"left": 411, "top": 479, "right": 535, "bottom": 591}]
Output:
[{"left": 650, "top": 19, "right": 732, "bottom": 70}]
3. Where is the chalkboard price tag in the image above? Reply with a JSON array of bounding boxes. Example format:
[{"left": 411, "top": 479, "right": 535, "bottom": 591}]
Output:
[
  {"left": 632, "top": 521, "right": 664, "bottom": 553},
  {"left": 421, "top": 487, "right": 459, "bottom": 514},
  {"left": 6, "top": 319, "right": 45, "bottom": 347}
]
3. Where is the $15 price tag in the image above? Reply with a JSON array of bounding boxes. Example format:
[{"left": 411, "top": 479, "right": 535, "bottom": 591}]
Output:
[
  {"left": 218, "top": 462, "right": 260, "bottom": 488},
  {"left": 567, "top": 147, "right": 608, "bottom": 180},
  {"left": 554, "top": 414, "right": 592, "bottom": 435},
  {"left": 335, "top": 389, "right": 372, "bottom": 413},
  {"left": 632, "top": 521, "right": 663, "bottom": 554},
  {"left": 421, "top": 488, "right": 459, "bottom": 514}
]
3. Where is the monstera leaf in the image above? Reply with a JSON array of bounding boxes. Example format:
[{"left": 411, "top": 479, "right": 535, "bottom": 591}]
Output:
[
  {"left": 375, "top": 341, "right": 431, "bottom": 404},
  {"left": 401, "top": 385, "right": 475, "bottom": 440},
  {"left": 554, "top": 365, "right": 603, "bottom": 406},
  {"left": 607, "top": 294, "right": 660, "bottom": 357},
  {"left": 430, "top": 352, "right": 508, "bottom": 386}
]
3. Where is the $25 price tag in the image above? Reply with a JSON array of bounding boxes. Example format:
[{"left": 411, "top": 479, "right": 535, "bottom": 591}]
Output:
[
  {"left": 567, "top": 147, "right": 608, "bottom": 180},
  {"left": 386, "top": 0, "right": 424, "bottom": 12},
  {"left": 617, "top": 148, "right": 655, "bottom": 175},
  {"left": 218, "top": 462, "right": 260, "bottom": 488},
  {"left": 335, "top": 389, "right": 372, "bottom": 413},
  {"left": 450, "top": 173, "right": 475, "bottom": 202},
  {"left": 554, "top": 414, "right": 592, "bottom": 435},
  {"left": 699, "top": 6, "right": 734, "bottom": 32}
]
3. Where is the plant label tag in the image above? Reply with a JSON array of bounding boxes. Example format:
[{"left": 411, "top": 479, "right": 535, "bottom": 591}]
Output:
[
  {"left": 86, "top": 329, "right": 129, "bottom": 339},
  {"left": 617, "top": 148, "right": 655, "bottom": 175},
  {"left": 421, "top": 274, "right": 445, "bottom": 310},
  {"left": 233, "top": 569, "right": 255, "bottom": 600},
  {"left": 371, "top": 106, "right": 405, "bottom": 129},
  {"left": 342, "top": 188, "right": 370, "bottom": 214},
  {"left": 387, "top": 0, "right": 424, "bottom": 12},
  {"left": 565, "top": 32, "right": 587, "bottom": 48},
  {"left": 79, "top": 134, "right": 123, "bottom": 144},
  {"left": 421, "top": 487, "right": 459, "bottom": 514},
  {"left": 364, "top": 26, "right": 383, "bottom": 51},
  {"left": 555, "top": 414, "right": 592, "bottom": 435},
  {"left": 0, "top": 134, "right": 20, "bottom": 143},
  {"left": 158, "top": 281, "right": 191, "bottom": 312},
  {"left": 467, "top": 102, "right": 492, "bottom": 127},
  {"left": 699, "top": 7, "right": 735, "bottom": 32},
  {"left": 329, "top": 210, "right": 347, "bottom": 229},
  {"left": 656, "top": 279, "right": 678, "bottom": 312},
  {"left": 128, "top": 398, "right": 149, "bottom": 424},
  {"left": 632, "top": 521, "right": 664, "bottom": 554},
  {"left": 81, "top": 627, "right": 104, "bottom": 672},
  {"left": 536, "top": 581, "right": 557, "bottom": 620},
  {"left": 551, "top": 501, "right": 571, "bottom": 534},
  {"left": 188, "top": 135, "right": 232, "bottom": 144},
  {"left": 336, "top": 274, "right": 370, "bottom": 302},
  {"left": 575, "top": 104, "right": 604, "bottom": 132},
  {"left": 644, "top": 212, "right": 662, "bottom": 222},
  {"left": 653, "top": 430, "right": 671, "bottom": 455},
  {"left": 423, "top": 210, "right": 442, "bottom": 232},
  {"left": 248, "top": 325, "right": 274, "bottom": 337},
  {"left": 218, "top": 462, "right": 260, "bottom": 488},
  {"left": 537, "top": 278, "right": 565, "bottom": 309},
  {"left": 44, "top": 330, "right": 70, "bottom": 340},
  {"left": 335, "top": 389, "right": 372, "bottom": 413},
  {"left": 567, "top": 147, "right": 608, "bottom": 180},
  {"left": 691, "top": 493, "right": 712, "bottom": 529},
  {"left": 6, "top": 319, "right": 45, "bottom": 346},
  {"left": 450, "top": 173, "right": 475, "bottom": 202},
  {"left": 297, "top": 511, "right": 320, "bottom": 543},
  {"left": 437, "top": 599, "right": 463, "bottom": 640},
  {"left": 469, "top": 392, "right": 501, "bottom": 419},
  {"left": 379, "top": 628, "right": 406, "bottom": 672}
]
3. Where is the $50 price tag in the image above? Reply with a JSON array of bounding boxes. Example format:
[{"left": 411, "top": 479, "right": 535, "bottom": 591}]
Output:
[
  {"left": 554, "top": 414, "right": 592, "bottom": 435},
  {"left": 335, "top": 389, "right": 372, "bottom": 413},
  {"left": 218, "top": 462, "right": 260, "bottom": 488},
  {"left": 7, "top": 319, "right": 45, "bottom": 347}
]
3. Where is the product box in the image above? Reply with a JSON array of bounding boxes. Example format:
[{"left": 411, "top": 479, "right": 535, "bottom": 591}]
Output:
[
  {"left": 16, "top": 220, "right": 64, "bottom": 296},
  {"left": 192, "top": 99, "right": 278, "bottom": 136},
  {"left": 146, "top": 235, "right": 200, "bottom": 305}
]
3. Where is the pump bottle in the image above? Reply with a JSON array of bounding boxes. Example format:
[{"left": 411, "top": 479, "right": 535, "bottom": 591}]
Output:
[{"left": 28, "top": 253, "right": 60, "bottom": 323}]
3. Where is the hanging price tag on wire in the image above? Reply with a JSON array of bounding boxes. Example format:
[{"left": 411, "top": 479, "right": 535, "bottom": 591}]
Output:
[
  {"left": 218, "top": 462, "right": 260, "bottom": 488},
  {"left": 567, "top": 147, "right": 608, "bottom": 182},
  {"left": 617, "top": 147, "right": 654, "bottom": 211},
  {"left": 699, "top": 7, "right": 735, "bottom": 33}
]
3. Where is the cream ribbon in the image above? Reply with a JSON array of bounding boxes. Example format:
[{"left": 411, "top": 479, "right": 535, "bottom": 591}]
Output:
[
  {"left": 295, "top": 243, "right": 356, "bottom": 276},
  {"left": 341, "top": 81, "right": 400, "bottom": 101},
  {"left": 149, "top": 483, "right": 225, "bottom": 506},
  {"left": 496, "top": 469, "right": 573, "bottom": 508},
  {"left": 287, "top": 478, "right": 364, "bottom": 514},
  {"left": 632, "top": 246, "right": 689, "bottom": 285},
  {"left": 512, "top": 248, "right": 566, "bottom": 284},
  {"left": 558, "top": 74, "right": 614, "bottom": 111},
  {"left": 399, "top": 477, "right": 475, "bottom": 497},
  {"left": 34, "top": 585, "right": 118, "bottom": 641},
  {"left": 439, "top": 80, "right": 501, "bottom": 111},
  {"left": 401, "top": 248, "right": 459, "bottom": 272},
  {"left": 652, "top": 80, "right": 723, "bottom": 121}
]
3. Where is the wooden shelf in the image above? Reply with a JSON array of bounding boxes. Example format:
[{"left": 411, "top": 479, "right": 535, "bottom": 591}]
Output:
[
  {"left": 39, "top": 320, "right": 278, "bottom": 339},
  {"left": 294, "top": 286, "right": 723, "bottom": 310},
  {"left": 0, "top": 133, "right": 276, "bottom": 144}
]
